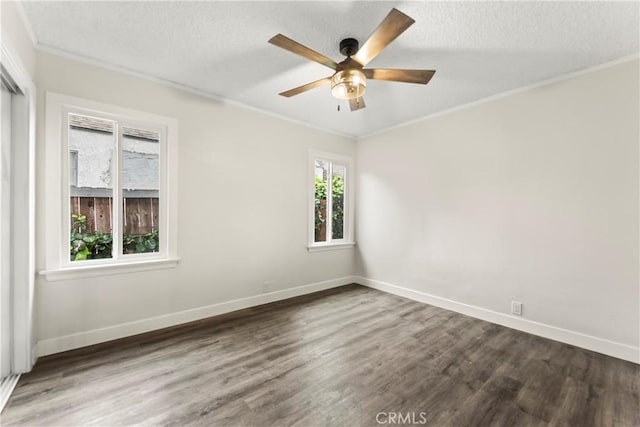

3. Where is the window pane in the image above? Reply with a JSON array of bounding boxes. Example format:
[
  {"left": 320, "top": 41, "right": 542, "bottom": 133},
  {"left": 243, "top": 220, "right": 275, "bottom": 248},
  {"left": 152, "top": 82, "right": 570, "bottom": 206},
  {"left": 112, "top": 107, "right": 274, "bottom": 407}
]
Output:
[
  {"left": 332, "top": 164, "right": 345, "bottom": 240},
  {"left": 68, "top": 113, "right": 114, "bottom": 261},
  {"left": 314, "top": 159, "right": 328, "bottom": 242},
  {"left": 69, "top": 151, "right": 78, "bottom": 186},
  {"left": 122, "top": 127, "right": 160, "bottom": 254}
]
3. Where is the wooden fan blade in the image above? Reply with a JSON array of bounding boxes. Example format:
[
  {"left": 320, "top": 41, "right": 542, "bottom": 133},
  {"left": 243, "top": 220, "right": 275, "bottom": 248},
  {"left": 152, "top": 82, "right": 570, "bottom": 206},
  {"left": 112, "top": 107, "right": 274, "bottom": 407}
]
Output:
[
  {"left": 364, "top": 69, "right": 435, "bottom": 84},
  {"left": 269, "top": 34, "right": 338, "bottom": 70},
  {"left": 279, "top": 77, "right": 332, "bottom": 97},
  {"left": 349, "top": 97, "right": 366, "bottom": 111},
  {"left": 352, "top": 8, "right": 415, "bottom": 67}
]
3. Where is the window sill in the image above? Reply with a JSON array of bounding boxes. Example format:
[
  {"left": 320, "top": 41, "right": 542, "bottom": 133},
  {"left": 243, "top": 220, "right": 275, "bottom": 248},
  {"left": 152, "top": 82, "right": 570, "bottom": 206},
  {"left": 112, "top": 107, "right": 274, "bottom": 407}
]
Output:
[
  {"left": 39, "top": 258, "right": 180, "bottom": 281},
  {"left": 307, "top": 242, "right": 356, "bottom": 253}
]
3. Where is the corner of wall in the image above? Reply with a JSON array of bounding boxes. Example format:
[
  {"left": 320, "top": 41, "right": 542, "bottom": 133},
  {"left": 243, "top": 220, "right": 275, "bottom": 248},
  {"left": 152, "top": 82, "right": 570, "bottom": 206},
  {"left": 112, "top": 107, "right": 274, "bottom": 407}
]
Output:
[{"left": 1, "top": 1, "right": 37, "bottom": 81}]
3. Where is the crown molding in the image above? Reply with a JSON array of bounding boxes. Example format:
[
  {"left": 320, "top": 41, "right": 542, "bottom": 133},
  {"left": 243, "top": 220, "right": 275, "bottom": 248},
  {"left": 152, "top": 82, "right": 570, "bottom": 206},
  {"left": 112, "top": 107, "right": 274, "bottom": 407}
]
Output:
[
  {"left": 14, "top": 1, "right": 38, "bottom": 47},
  {"left": 34, "top": 43, "right": 357, "bottom": 141},
  {"left": 358, "top": 53, "right": 640, "bottom": 141}
]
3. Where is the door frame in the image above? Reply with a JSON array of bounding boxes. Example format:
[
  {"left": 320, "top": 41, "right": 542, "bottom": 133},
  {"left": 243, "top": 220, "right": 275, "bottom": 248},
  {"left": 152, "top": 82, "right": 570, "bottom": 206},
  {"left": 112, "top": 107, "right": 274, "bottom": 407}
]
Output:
[{"left": 1, "top": 37, "right": 36, "bottom": 373}]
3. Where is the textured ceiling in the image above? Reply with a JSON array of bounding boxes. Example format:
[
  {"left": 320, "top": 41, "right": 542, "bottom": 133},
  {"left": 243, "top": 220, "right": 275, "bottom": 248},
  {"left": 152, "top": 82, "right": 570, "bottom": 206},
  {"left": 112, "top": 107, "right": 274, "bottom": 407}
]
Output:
[{"left": 20, "top": 1, "right": 640, "bottom": 138}]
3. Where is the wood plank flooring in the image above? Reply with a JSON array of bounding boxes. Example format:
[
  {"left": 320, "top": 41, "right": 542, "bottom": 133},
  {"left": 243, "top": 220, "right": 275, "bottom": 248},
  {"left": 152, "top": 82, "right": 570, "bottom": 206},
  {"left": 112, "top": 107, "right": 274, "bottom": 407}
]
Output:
[{"left": 1, "top": 284, "right": 638, "bottom": 426}]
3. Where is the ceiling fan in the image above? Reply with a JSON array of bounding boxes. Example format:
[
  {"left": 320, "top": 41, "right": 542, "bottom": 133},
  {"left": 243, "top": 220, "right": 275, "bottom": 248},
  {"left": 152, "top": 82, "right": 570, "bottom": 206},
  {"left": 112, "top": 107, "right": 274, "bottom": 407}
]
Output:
[{"left": 268, "top": 8, "right": 435, "bottom": 111}]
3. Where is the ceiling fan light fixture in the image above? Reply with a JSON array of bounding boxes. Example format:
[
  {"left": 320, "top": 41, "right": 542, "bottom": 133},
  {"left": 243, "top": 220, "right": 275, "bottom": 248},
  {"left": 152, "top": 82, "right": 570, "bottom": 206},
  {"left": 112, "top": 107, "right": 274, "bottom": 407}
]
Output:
[
  {"left": 270, "top": 8, "right": 434, "bottom": 111},
  {"left": 331, "top": 69, "right": 367, "bottom": 100}
]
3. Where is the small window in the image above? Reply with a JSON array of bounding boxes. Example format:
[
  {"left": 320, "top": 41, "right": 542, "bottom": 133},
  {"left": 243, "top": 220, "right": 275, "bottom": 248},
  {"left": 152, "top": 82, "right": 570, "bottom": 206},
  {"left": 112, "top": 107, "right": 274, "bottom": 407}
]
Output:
[
  {"left": 69, "top": 150, "right": 78, "bottom": 187},
  {"left": 309, "top": 151, "right": 354, "bottom": 250},
  {"left": 43, "top": 93, "right": 178, "bottom": 280}
]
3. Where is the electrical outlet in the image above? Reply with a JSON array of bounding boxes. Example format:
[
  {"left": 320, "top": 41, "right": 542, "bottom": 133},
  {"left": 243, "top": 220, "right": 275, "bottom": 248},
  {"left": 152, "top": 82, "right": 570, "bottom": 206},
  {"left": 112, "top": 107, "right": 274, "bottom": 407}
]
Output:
[
  {"left": 511, "top": 301, "right": 522, "bottom": 316},
  {"left": 263, "top": 281, "right": 274, "bottom": 293}
]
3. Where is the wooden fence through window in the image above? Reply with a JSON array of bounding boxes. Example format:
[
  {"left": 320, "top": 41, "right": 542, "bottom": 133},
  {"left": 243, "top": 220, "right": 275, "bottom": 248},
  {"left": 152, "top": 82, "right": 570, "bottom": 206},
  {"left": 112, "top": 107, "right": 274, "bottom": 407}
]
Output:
[{"left": 70, "top": 197, "right": 159, "bottom": 235}]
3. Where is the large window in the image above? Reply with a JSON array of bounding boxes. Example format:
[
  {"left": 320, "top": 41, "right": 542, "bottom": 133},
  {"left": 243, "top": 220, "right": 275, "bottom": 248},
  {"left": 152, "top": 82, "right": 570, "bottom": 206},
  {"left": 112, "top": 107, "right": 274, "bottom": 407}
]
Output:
[
  {"left": 309, "top": 151, "right": 354, "bottom": 250},
  {"left": 68, "top": 113, "right": 161, "bottom": 261},
  {"left": 43, "top": 93, "right": 178, "bottom": 280}
]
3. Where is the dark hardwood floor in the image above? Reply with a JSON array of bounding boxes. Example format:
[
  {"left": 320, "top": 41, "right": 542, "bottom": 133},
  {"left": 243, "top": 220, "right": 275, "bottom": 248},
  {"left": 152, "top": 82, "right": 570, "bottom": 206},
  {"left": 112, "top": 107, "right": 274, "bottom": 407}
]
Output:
[{"left": 1, "top": 284, "right": 638, "bottom": 426}]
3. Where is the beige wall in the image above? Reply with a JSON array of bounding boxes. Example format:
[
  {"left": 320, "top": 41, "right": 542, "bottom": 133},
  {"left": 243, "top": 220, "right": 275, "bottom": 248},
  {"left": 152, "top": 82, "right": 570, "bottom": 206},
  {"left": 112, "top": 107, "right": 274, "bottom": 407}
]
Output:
[
  {"left": 356, "top": 59, "right": 640, "bottom": 350},
  {"left": 35, "top": 51, "right": 356, "bottom": 349}
]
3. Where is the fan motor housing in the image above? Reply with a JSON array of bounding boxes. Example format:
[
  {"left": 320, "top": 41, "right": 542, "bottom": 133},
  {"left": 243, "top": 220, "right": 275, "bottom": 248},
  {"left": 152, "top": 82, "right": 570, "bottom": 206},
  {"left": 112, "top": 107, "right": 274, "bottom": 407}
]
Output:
[{"left": 339, "top": 38, "right": 359, "bottom": 57}]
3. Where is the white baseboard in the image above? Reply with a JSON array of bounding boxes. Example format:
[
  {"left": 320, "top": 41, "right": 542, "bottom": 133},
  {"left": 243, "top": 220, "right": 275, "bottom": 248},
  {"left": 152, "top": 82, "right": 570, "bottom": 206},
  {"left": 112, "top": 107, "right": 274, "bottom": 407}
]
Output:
[
  {"left": 37, "top": 276, "right": 356, "bottom": 357},
  {"left": 36, "top": 275, "right": 640, "bottom": 364},
  {"left": 354, "top": 276, "right": 639, "bottom": 364}
]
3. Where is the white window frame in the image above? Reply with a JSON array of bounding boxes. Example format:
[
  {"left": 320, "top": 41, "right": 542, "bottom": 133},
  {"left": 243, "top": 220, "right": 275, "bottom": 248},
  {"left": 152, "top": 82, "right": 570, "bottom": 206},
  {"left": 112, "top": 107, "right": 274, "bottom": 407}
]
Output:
[
  {"left": 308, "top": 150, "right": 355, "bottom": 252},
  {"left": 41, "top": 93, "right": 179, "bottom": 281}
]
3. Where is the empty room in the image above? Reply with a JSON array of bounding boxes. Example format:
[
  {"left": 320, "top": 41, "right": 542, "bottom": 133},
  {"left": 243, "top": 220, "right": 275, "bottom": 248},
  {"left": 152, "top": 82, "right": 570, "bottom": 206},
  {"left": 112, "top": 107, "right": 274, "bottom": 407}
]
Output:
[{"left": 0, "top": 1, "right": 638, "bottom": 426}]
